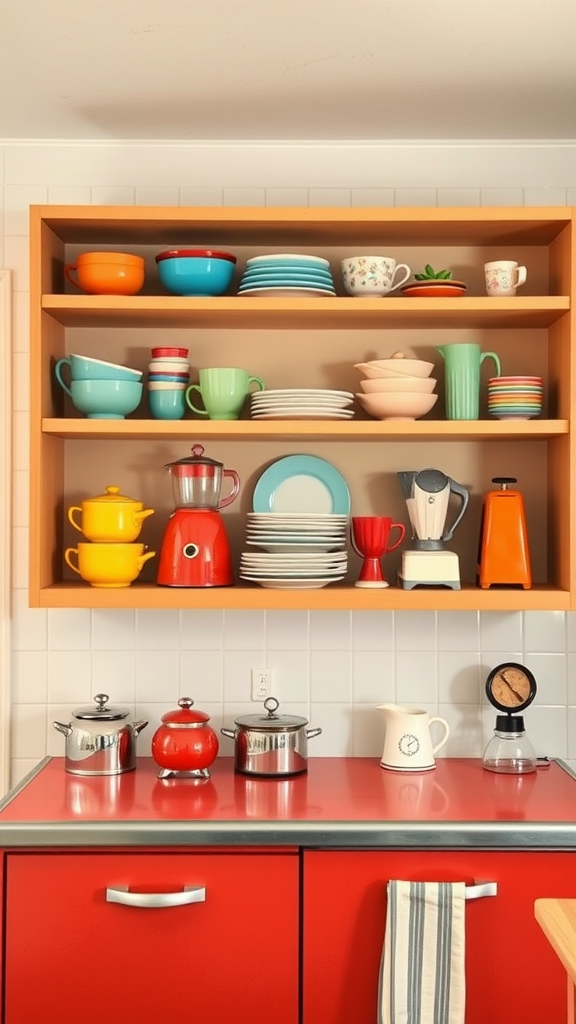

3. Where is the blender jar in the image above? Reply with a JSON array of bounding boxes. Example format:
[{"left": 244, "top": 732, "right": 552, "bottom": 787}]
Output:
[{"left": 165, "top": 444, "right": 240, "bottom": 509}]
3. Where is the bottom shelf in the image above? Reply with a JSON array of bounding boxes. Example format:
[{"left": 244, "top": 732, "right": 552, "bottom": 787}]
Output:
[{"left": 31, "top": 582, "right": 573, "bottom": 611}]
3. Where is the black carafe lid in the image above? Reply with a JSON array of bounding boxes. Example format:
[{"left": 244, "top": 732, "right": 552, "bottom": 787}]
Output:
[{"left": 495, "top": 714, "right": 525, "bottom": 732}]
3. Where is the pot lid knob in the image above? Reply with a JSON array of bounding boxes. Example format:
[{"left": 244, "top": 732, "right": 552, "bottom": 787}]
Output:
[
  {"left": 264, "top": 697, "right": 280, "bottom": 719},
  {"left": 160, "top": 697, "right": 211, "bottom": 725}
]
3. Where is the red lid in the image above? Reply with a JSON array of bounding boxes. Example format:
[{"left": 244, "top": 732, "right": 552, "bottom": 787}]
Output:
[
  {"left": 151, "top": 347, "right": 189, "bottom": 358},
  {"left": 155, "top": 249, "right": 237, "bottom": 264},
  {"left": 160, "top": 697, "right": 210, "bottom": 726},
  {"left": 165, "top": 444, "right": 222, "bottom": 475}
]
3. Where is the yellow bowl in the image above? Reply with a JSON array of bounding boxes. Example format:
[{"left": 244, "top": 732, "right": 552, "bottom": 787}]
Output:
[
  {"left": 64, "top": 542, "right": 155, "bottom": 587},
  {"left": 67, "top": 486, "right": 154, "bottom": 543}
]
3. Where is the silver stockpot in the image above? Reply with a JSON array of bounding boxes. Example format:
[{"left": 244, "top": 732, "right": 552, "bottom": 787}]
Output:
[
  {"left": 53, "top": 693, "right": 148, "bottom": 776},
  {"left": 221, "top": 697, "right": 322, "bottom": 776}
]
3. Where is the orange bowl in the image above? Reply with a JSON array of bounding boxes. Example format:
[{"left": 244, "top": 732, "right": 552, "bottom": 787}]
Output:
[{"left": 65, "top": 253, "right": 145, "bottom": 295}]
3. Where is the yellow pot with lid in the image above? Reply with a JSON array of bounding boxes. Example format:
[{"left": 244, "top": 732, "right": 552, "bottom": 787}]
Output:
[{"left": 68, "top": 485, "right": 154, "bottom": 542}]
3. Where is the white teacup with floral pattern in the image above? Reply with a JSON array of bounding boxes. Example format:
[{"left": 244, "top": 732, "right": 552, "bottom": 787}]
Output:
[
  {"left": 484, "top": 260, "right": 528, "bottom": 296},
  {"left": 341, "top": 255, "right": 411, "bottom": 297}
]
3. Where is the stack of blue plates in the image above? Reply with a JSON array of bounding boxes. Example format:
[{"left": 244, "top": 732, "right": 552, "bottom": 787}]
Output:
[{"left": 238, "top": 253, "right": 336, "bottom": 297}]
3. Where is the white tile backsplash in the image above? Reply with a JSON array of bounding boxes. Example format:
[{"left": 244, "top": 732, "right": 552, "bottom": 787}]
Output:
[
  {"left": 480, "top": 611, "right": 523, "bottom": 652},
  {"left": 5, "top": 138, "right": 576, "bottom": 775},
  {"left": 180, "top": 610, "right": 225, "bottom": 650},
  {"left": 48, "top": 608, "right": 91, "bottom": 650},
  {"left": 92, "top": 610, "right": 136, "bottom": 650},
  {"left": 438, "top": 651, "right": 481, "bottom": 705},
  {"left": 266, "top": 610, "right": 309, "bottom": 650},
  {"left": 310, "top": 650, "right": 352, "bottom": 703},
  {"left": 310, "top": 610, "right": 352, "bottom": 650},
  {"left": 135, "top": 609, "right": 180, "bottom": 650},
  {"left": 352, "top": 610, "right": 394, "bottom": 651},
  {"left": 395, "top": 611, "right": 437, "bottom": 651},
  {"left": 437, "top": 611, "right": 480, "bottom": 652},
  {"left": 136, "top": 649, "right": 180, "bottom": 703},
  {"left": 223, "top": 649, "right": 265, "bottom": 702},
  {"left": 524, "top": 611, "right": 566, "bottom": 652},
  {"left": 352, "top": 650, "right": 395, "bottom": 704},
  {"left": 47, "top": 652, "right": 92, "bottom": 704},
  {"left": 178, "top": 649, "right": 224, "bottom": 704},
  {"left": 395, "top": 651, "right": 438, "bottom": 705}
]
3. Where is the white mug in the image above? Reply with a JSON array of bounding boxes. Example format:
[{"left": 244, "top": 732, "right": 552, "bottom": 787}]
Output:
[
  {"left": 484, "top": 260, "right": 527, "bottom": 296},
  {"left": 341, "top": 256, "right": 411, "bottom": 297}
]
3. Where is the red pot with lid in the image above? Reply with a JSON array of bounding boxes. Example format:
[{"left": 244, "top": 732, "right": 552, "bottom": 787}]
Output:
[{"left": 151, "top": 697, "right": 220, "bottom": 779}]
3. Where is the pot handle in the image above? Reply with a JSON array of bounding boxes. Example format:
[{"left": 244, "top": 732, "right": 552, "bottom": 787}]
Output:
[
  {"left": 306, "top": 727, "right": 322, "bottom": 740},
  {"left": 220, "top": 727, "right": 235, "bottom": 739},
  {"left": 106, "top": 884, "right": 206, "bottom": 908}
]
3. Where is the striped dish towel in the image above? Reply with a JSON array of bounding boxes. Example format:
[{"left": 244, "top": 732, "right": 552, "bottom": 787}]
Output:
[{"left": 378, "top": 880, "right": 466, "bottom": 1024}]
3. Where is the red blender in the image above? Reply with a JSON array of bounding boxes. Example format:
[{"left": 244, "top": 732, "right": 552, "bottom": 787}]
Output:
[{"left": 157, "top": 444, "right": 241, "bottom": 587}]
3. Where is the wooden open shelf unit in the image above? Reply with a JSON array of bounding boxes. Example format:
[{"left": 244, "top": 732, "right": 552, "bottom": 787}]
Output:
[{"left": 29, "top": 204, "right": 576, "bottom": 610}]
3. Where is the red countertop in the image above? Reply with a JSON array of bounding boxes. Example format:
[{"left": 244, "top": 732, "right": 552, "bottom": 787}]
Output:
[
  {"left": 0, "top": 757, "right": 575, "bottom": 848},
  {"left": 1, "top": 756, "right": 572, "bottom": 824}
]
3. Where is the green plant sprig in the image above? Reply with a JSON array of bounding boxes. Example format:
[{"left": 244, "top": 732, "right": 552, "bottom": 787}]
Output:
[{"left": 414, "top": 264, "right": 453, "bottom": 281}]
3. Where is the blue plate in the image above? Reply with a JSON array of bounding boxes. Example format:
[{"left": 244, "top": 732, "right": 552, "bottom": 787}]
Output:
[
  {"left": 252, "top": 455, "right": 351, "bottom": 514},
  {"left": 242, "top": 268, "right": 334, "bottom": 280},
  {"left": 246, "top": 258, "right": 330, "bottom": 270},
  {"left": 239, "top": 281, "right": 335, "bottom": 292}
]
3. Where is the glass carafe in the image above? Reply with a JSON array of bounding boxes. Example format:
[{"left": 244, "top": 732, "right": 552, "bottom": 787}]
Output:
[{"left": 482, "top": 715, "right": 537, "bottom": 774}]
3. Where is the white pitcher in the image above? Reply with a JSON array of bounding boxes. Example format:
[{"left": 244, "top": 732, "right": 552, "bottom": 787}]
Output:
[{"left": 377, "top": 704, "right": 450, "bottom": 772}]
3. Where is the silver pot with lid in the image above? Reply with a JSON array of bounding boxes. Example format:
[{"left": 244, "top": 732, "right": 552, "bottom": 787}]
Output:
[
  {"left": 221, "top": 697, "right": 322, "bottom": 776},
  {"left": 53, "top": 693, "right": 148, "bottom": 776}
]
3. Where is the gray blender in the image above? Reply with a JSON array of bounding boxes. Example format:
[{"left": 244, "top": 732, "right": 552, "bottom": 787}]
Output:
[{"left": 397, "top": 468, "right": 469, "bottom": 589}]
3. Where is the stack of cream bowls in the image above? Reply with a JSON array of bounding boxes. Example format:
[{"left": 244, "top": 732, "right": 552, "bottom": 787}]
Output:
[
  {"left": 240, "top": 513, "right": 349, "bottom": 589},
  {"left": 354, "top": 353, "right": 438, "bottom": 421}
]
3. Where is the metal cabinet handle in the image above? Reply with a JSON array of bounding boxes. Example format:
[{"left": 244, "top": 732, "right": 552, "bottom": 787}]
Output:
[
  {"left": 465, "top": 881, "right": 497, "bottom": 900},
  {"left": 106, "top": 884, "right": 206, "bottom": 908}
]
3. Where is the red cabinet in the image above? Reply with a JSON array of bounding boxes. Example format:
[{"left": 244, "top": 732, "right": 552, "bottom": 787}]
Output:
[
  {"left": 5, "top": 850, "right": 299, "bottom": 1024},
  {"left": 302, "top": 849, "right": 576, "bottom": 1024}
]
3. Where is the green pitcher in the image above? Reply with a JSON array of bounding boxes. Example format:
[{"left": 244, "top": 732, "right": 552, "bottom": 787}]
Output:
[{"left": 437, "top": 343, "right": 501, "bottom": 420}]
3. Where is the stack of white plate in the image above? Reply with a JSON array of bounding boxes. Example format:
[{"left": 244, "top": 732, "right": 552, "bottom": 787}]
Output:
[
  {"left": 251, "top": 389, "right": 355, "bottom": 420},
  {"left": 241, "top": 513, "right": 349, "bottom": 588},
  {"left": 238, "top": 254, "right": 336, "bottom": 297}
]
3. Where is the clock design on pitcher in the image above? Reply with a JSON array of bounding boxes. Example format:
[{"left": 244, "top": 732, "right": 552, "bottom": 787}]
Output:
[{"left": 399, "top": 733, "right": 420, "bottom": 756}]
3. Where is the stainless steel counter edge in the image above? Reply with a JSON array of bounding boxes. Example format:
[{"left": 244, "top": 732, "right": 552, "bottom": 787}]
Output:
[{"left": 0, "top": 820, "right": 575, "bottom": 849}]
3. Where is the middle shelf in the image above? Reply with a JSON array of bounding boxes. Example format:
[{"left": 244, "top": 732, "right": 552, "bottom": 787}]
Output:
[{"left": 42, "top": 419, "right": 569, "bottom": 441}]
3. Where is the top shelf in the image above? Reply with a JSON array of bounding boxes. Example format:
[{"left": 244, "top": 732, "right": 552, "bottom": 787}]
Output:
[{"left": 41, "top": 295, "right": 570, "bottom": 330}]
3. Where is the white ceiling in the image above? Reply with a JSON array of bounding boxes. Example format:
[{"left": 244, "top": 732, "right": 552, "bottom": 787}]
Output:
[{"left": 2, "top": 0, "right": 576, "bottom": 142}]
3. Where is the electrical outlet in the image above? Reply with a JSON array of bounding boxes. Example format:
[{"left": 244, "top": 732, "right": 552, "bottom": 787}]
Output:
[{"left": 251, "top": 667, "right": 275, "bottom": 701}]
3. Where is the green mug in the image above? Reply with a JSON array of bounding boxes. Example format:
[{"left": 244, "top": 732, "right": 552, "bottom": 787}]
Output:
[{"left": 186, "top": 367, "right": 265, "bottom": 420}]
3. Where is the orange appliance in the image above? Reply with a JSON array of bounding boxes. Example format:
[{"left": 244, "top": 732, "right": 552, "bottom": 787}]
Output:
[{"left": 478, "top": 476, "right": 532, "bottom": 589}]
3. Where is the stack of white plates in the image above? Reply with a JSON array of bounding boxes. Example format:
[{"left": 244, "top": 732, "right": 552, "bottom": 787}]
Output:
[
  {"left": 251, "top": 388, "right": 355, "bottom": 420},
  {"left": 241, "top": 513, "right": 349, "bottom": 588},
  {"left": 238, "top": 254, "right": 336, "bottom": 297}
]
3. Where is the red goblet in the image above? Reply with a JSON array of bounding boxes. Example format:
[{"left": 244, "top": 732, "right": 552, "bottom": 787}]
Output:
[{"left": 350, "top": 516, "right": 406, "bottom": 588}]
